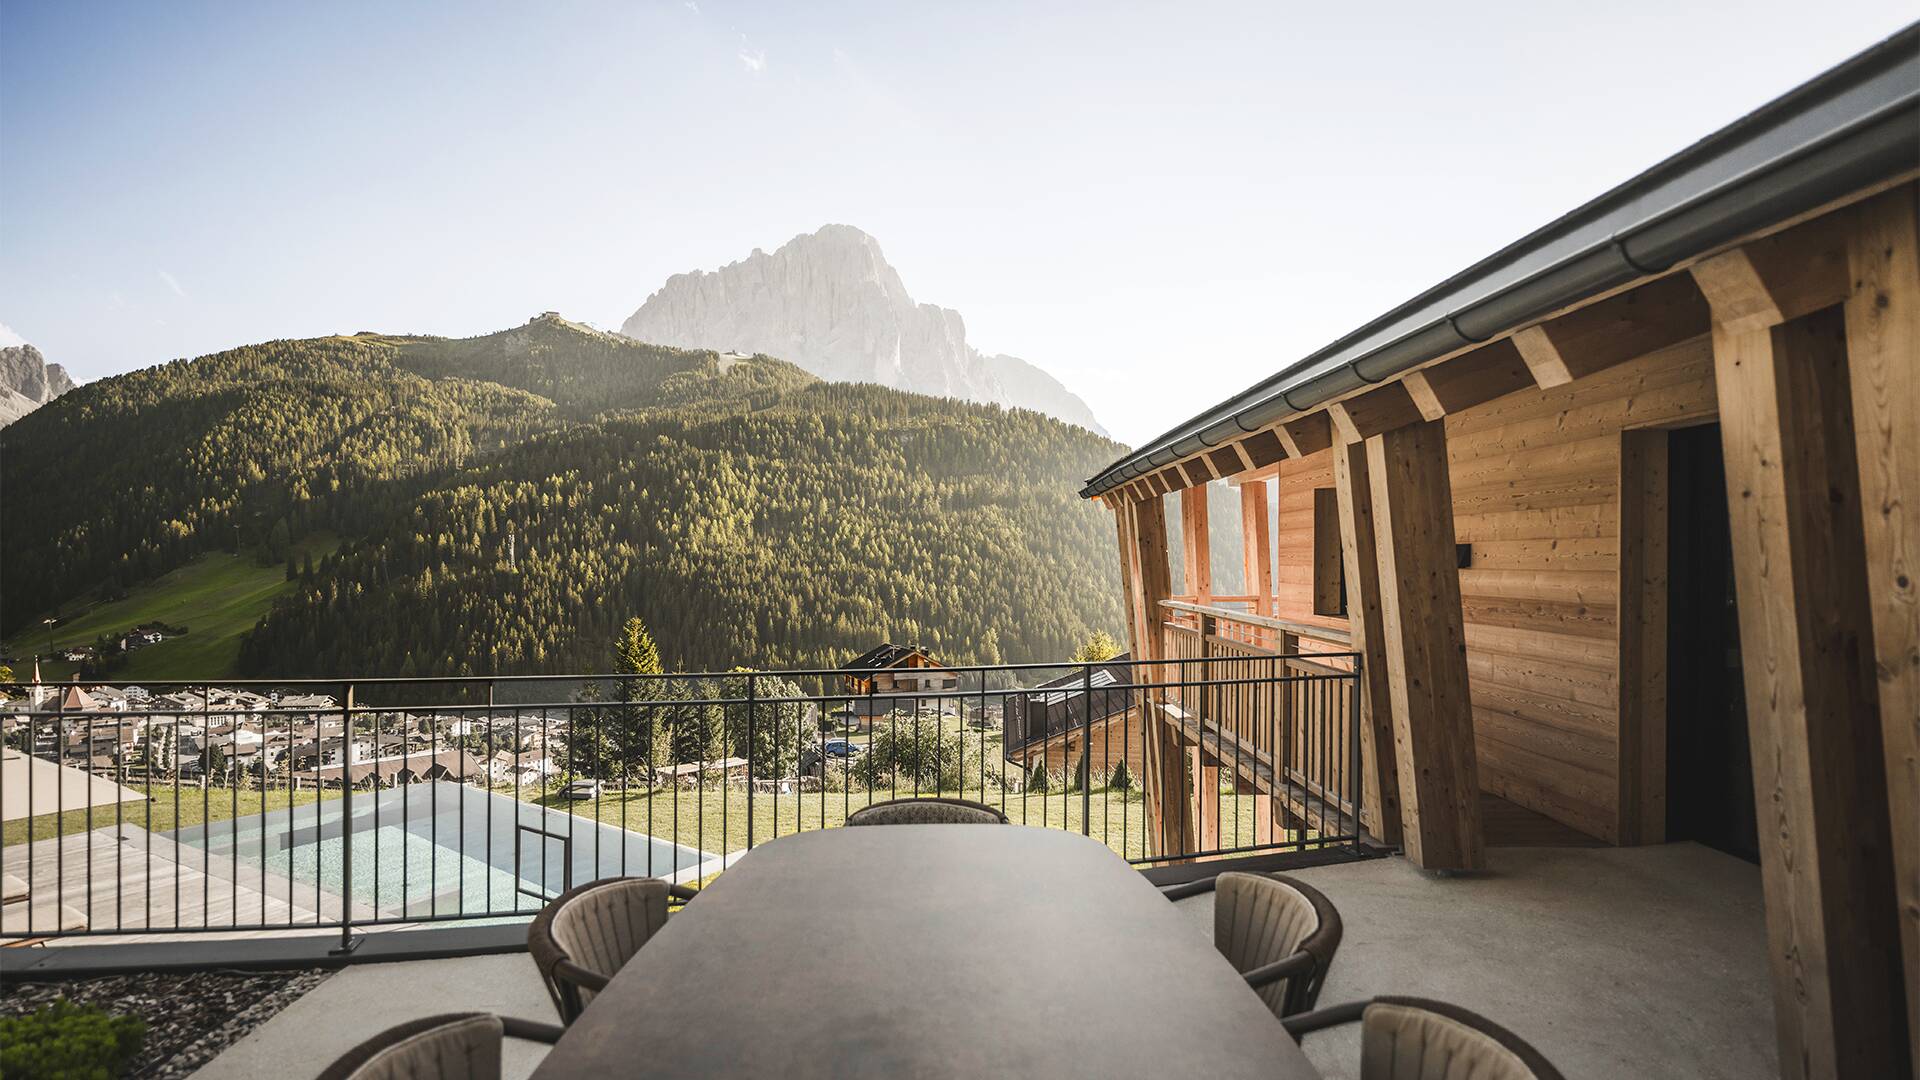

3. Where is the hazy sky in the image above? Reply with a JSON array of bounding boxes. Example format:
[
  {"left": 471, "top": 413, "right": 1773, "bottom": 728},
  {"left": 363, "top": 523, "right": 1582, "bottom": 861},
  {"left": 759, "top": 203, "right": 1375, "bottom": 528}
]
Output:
[{"left": 3, "top": 2, "right": 1913, "bottom": 445}]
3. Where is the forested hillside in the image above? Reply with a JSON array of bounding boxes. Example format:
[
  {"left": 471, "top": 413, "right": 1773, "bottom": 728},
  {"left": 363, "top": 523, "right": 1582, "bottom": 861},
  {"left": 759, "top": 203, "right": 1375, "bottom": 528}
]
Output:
[
  {"left": 0, "top": 336, "right": 556, "bottom": 626},
  {"left": 2, "top": 315, "right": 1126, "bottom": 676}
]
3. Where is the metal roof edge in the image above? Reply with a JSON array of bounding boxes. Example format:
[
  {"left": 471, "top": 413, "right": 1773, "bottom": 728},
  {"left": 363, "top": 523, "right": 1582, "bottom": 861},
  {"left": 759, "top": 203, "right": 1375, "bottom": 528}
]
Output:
[{"left": 1083, "top": 22, "right": 1920, "bottom": 499}]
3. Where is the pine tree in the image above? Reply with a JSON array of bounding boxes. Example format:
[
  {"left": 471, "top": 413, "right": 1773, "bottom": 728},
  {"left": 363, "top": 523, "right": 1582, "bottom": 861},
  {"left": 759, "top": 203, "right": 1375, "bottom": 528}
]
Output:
[
  {"left": 1071, "top": 630, "right": 1122, "bottom": 663},
  {"left": 616, "top": 616, "right": 661, "bottom": 678},
  {"left": 611, "top": 616, "right": 665, "bottom": 778}
]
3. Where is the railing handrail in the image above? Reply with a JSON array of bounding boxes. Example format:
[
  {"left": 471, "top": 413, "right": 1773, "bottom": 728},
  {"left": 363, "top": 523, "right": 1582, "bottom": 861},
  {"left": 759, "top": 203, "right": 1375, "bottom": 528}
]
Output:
[
  {"left": 2, "top": 656, "right": 1364, "bottom": 943},
  {"left": 1158, "top": 600, "right": 1353, "bottom": 648}
]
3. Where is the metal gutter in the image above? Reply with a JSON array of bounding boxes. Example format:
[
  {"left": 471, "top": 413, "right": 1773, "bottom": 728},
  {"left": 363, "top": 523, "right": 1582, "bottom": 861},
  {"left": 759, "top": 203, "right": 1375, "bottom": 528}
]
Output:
[{"left": 1082, "top": 22, "right": 1920, "bottom": 499}]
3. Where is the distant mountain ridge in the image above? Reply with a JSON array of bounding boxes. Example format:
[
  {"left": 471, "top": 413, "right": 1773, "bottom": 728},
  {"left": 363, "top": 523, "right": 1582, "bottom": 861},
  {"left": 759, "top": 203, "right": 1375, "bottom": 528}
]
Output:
[
  {"left": 619, "top": 225, "right": 1107, "bottom": 435},
  {"left": 0, "top": 340, "right": 76, "bottom": 427},
  {"left": 1, "top": 314, "right": 1124, "bottom": 679}
]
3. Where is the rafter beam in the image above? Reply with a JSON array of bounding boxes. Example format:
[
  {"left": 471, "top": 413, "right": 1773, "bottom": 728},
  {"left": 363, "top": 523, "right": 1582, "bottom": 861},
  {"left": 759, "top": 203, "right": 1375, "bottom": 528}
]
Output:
[
  {"left": 1512, "top": 273, "right": 1710, "bottom": 388},
  {"left": 1400, "top": 339, "right": 1534, "bottom": 421},
  {"left": 1691, "top": 212, "right": 1850, "bottom": 334},
  {"left": 1278, "top": 412, "right": 1334, "bottom": 459},
  {"left": 1327, "top": 381, "right": 1426, "bottom": 444}
]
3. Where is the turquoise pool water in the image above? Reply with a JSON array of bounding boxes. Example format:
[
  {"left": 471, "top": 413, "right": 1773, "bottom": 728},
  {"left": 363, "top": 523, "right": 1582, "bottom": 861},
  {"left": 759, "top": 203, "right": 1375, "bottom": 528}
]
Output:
[{"left": 168, "top": 782, "right": 714, "bottom": 920}]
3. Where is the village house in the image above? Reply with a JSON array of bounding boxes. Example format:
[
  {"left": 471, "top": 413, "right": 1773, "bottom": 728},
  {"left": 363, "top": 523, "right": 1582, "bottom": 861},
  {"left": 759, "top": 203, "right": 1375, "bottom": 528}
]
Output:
[{"left": 1003, "top": 656, "right": 1143, "bottom": 783}]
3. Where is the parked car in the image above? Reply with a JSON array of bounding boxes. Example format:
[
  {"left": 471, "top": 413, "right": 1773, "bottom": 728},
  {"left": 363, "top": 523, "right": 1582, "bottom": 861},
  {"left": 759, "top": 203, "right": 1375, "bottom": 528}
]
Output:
[{"left": 822, "top": 739, "right": 864, "bottom": 759}]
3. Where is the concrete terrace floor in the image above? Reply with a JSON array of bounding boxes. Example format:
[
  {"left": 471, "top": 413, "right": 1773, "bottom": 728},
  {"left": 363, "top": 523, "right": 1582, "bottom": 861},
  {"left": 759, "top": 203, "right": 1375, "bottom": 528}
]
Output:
[
  {"left": 196, "top": 841, "right": 1772, "bottom": 1080},
  {"left": 1173, "top": 842, "right": 1777, "bottom": 1080}
]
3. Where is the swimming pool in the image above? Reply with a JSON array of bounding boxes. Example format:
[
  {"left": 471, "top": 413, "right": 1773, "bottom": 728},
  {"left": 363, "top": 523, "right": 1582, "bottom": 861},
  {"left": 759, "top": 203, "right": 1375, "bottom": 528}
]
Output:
[{"left": 167, "top": 782, "right": 717, "bottom": 921}]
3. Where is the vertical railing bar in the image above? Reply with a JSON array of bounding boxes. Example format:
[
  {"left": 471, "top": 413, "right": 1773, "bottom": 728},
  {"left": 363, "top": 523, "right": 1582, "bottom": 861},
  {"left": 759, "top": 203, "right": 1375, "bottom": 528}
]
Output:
[
  {"left": 1080, "top": 663, "right": 1093, "bottom": 836},
  {"left": 484, "top": 683, "right": 494, "bottom": 914},
  {"left": 201, "top": 686, "right": 210, "bottom": 929},
  {"left": 337, "top": 683, "right": 355, "bottom": 950},
  {"left": 1349, "top": 663, "right": 1363, "bottom": 852},
  {"left": 745, "top": 673, "right": 756, "bottom": 855}
]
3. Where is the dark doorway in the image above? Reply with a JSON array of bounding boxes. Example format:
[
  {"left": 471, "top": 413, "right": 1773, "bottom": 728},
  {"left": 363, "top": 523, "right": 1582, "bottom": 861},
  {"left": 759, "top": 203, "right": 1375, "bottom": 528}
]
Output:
[{"left": 1665, "top": 424, "right": 1758, "bottom": 863}]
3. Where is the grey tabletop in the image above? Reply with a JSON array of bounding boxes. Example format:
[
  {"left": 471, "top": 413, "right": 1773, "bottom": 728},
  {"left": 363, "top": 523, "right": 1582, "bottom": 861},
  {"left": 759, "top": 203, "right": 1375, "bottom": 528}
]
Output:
[{"left": 531, "top": 825, "right": 1320, "bottom": 1078}]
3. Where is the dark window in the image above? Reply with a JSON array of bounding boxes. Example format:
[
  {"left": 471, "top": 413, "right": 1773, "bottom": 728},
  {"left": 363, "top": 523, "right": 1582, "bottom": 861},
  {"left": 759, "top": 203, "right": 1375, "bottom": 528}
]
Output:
[{"left": 1311, "top": 488, "right": 1346, "bottom": 617}]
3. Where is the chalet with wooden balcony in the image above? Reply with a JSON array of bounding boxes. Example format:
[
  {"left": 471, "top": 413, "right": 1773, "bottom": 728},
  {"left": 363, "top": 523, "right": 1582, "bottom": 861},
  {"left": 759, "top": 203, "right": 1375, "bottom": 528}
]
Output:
[{"left": 1080, "top": 29, "right": 1918, "bottom": 1076}]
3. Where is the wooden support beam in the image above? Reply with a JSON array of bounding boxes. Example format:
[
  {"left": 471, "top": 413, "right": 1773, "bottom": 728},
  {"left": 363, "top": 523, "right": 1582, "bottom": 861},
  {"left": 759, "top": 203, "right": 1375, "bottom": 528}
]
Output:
[
  {"left": 1711, "top": 304, "right": 1909, "bottom": 1078},
  {"left": 1173, "top": 462, "right": 1198, "bottom": 490},
  {"left": 1192, "top": 747, "right": 1221, "bottom": 854},
  {"left": 1513, "top": 273, "right": 1711, "bottom": 388},
  {"left": 1400, "top": 339, "right": 1535, "bottom": 421},
  {"left": 1239, "top": 481, "right": 1274, "bottom": 618},
  {"left": 1690, "top": 211, "right": 1851, "bottom": 335},
  {"left": 1328, "top": 381, "right": 1427, "bottom": 443},
  {"left": 1366, "top": 420, "right": 1482, "bottom": 870},
  {"left": 1616, "top": 429, "right": 1667, "bottom": 846},
  {"left": 1331, "top": 437, "right": 1402, "bottom": 846},
  {"left": 1230, "top": 440, "right": 1256, "bottom": 473},
  {"left": 1842, "top": 185, "right": 1920, "bottom": 1068},
  {"left": 1125, "top": 496, "right": 1193, "bottom": 860},
  {"left": 1179, "top": 485, "right": 1212, "bottom": 604},
  {"left": 1279, "top": 412, "right": 1334, "bottom": 459}
]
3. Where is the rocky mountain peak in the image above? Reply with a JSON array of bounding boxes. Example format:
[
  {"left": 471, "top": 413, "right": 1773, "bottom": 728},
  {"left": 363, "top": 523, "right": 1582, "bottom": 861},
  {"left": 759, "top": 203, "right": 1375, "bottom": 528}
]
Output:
[
  {"left": 0, "top": 337, "right": 76, "bottom": 428},
  {"left": 619, "top": 226, "right": 1105, "bottom": 435}
]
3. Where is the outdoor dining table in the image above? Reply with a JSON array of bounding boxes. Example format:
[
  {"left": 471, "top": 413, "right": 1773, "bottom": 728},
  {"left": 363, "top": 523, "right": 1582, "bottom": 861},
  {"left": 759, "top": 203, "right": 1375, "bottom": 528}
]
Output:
[{"left": 530, "top": 824, "right": 1321, "bottom": 1078}]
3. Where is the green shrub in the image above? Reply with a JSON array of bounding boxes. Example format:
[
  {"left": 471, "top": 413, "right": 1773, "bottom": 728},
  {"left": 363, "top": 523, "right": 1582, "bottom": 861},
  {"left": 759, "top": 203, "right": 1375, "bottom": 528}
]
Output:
[
  {"left": 0, "top": 998, "right": 147, "bottom": 1080},
  {"left": 1108, "top": 759, "right": 1134, "bottom": 792},
  {"left": 1026, "top": 762, "right": 1052, "bottom": 794},
  {"left": 850, "top": 719, "right": 982, "bottom": 793}
]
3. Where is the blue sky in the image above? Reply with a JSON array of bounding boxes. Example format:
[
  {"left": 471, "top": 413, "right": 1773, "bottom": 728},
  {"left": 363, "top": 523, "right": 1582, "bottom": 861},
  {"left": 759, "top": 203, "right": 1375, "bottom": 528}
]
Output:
[{"left": 3, "top": 1, "right": 1913, "bottom": 444}]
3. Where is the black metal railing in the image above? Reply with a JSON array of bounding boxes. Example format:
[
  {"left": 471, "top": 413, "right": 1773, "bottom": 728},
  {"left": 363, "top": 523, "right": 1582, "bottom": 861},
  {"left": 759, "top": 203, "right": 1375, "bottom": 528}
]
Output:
[{"left": 0, "top": 654, "right": 1361, "bottom": 944}]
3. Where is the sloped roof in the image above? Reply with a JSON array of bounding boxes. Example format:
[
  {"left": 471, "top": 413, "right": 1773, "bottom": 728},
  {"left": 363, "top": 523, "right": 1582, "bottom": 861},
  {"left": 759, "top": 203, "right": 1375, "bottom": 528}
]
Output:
[{"left": 844, "top": 643, "right": 940, "bottom": 671}]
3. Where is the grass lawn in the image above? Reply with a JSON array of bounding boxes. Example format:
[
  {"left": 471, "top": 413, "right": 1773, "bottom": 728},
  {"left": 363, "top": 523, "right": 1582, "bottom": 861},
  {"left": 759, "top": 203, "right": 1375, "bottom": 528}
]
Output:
[
  {"left": 533, "top": 783, "right": 1301, "bottom": 864},
  {"left": 1, "top": 783, "right": 335, "bottom": 848},
  {"left": 5, "top": 777, "right": 1326, "bottom": 873},
  {"left": 3, "top": 534, "right": 337, "bottom": 683}
]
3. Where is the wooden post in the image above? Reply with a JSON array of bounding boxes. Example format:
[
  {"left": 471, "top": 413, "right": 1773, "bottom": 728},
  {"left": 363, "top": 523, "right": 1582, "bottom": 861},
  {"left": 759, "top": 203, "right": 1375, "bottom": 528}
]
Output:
[
  {"left": 1617, "top": 429, "right": 1668, "bottom": 845},
  {"left": 1240, "top": 480, "right": 1275, "bottom": 619},
  {"left": 1125, "top": 495, "right": 1193, "bottom": 860},
  {"left": 1843, "top": 186, "right": 1920, "bottom": 1068},
  {"left": 1332, "top": 436, "right": 1403, "bottom": 846},
  {"left": 1192, "top": 745, "right": 1221, "bottom": 854},
  {"left": 1180, "top": 484, "right": 1212, "bottom": 604},
  {"left": 1706, "top": 301, "right": 1909, "bottom": 1078},
  {"left": 1366, "top": 420, "right": 1483, "bottom": 870}
]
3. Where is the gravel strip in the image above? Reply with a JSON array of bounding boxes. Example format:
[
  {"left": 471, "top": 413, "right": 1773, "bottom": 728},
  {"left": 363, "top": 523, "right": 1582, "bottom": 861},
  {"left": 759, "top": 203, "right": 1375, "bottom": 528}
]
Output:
[{"left": 1, "top": 967, "right": 334, "bottom": 1078}]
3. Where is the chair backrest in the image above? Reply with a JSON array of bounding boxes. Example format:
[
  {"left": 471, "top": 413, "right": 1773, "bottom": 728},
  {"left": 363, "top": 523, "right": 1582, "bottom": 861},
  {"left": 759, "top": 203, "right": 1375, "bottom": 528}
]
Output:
[
  {"left": 527, "top": 877, "right": 670, "bottom": 1022},
  {"left": 845, "top": 796, "right": 1010, "bottom": 826},
  {"left": 1359, "top": 997, "right": 1566, "bottom": 1080},
  {"left": 317, "top": 1013, "right": 504, "bottom": 1080},
  {"left": 1213, "top": 871, "right": 1342, "bottom": 1017}
]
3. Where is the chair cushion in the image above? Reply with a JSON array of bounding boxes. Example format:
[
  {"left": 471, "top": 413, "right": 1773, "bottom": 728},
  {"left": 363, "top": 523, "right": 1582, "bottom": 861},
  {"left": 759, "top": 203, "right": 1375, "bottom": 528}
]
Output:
[
  {"left": 1213, "top": 872, "right": 1318, "bottom": 1017},
  {"left": 845, "top": 798, "right": 1006, "bottom": 825},
  {"left": 546, "top": 878, "right": 670, "bottom": 1010},
  {"left": 1360, "top": 1001, "right": 1539, "bottom": 1080},
  {"left": 341, "top": 1014, "right": 503, "bottom": 1080}
]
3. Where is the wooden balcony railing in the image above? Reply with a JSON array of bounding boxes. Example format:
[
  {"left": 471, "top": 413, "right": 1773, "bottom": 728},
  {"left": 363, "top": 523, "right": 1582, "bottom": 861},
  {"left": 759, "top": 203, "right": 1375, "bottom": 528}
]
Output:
[{"left": 1156, "top": 601, "right": 1363, "bottom": 850}]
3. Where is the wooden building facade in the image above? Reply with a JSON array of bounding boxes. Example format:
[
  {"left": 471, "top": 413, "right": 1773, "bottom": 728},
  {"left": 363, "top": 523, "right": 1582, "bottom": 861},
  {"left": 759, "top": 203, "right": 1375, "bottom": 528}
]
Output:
[{"left": 1081, "top": 30, "right": 1917, "bottom": 1079}]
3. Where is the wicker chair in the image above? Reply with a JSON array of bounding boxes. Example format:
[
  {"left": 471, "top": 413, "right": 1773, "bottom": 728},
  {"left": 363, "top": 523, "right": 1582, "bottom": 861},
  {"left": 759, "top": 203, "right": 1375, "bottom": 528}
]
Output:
[
  {"left": 844, "top": 796, "right": 1010, "bottom": 826},
  {"left": 317, "top": 1012, "right": 564, "bottom": 1080},
  {"left": 1161, "top": 871, "right": 1342, "bottom": 1018},
  {"left": 527, "top": 876, "right": 694, "bottom": 1023},
  {"left": 1282, "top": 996, "right": 1566, "bottom": 1080}
]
